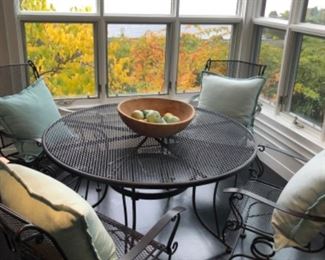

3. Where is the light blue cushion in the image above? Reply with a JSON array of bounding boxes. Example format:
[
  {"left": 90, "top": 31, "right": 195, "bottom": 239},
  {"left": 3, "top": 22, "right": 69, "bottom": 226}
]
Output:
[
  {"left": 272, "top": 150, "right": 325, "bottom": 250},
  {"left": 0, "top": 78, "right": 61, "bottom": 161},
  {"left": 198, "top": 72, "right": 266, "bottom": 127}
]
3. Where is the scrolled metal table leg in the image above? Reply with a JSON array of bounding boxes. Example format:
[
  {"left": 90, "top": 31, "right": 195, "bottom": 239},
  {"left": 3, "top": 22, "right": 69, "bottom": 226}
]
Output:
[
  {"left": 192, "top": 186, "right": 231, "bottom": 252},
  {"left": 131, "top": 188, "right": 137, "bottom": 231},
  {"left": 91, "top": 184, "right": 109, "bottom": 208},
  {"left": 213, "top": 182, "right": 221, "bottom": 236},
  {"left": 122, "top": 193, "right": 129, "bottom": 254}
]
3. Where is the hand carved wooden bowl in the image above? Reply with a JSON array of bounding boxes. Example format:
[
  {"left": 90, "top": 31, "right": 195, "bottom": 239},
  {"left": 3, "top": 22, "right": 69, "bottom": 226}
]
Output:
[{"left": 117, "top": 98, "right": 195, "bottom": 138}]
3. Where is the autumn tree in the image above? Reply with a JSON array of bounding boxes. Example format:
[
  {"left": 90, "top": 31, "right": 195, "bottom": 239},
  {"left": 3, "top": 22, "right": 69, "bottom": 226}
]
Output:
[
  {"left": 177, "top": 26, "right": 230, "bottom": 93},
  {"left": 21, "top": 0, "right": 96, "bottom": 98}
]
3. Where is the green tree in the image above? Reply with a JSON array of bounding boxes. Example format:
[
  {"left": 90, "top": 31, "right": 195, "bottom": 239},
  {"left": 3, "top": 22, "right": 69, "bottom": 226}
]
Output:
[{"left": 291, "top": 36, "right": 325, "bottom": 125}]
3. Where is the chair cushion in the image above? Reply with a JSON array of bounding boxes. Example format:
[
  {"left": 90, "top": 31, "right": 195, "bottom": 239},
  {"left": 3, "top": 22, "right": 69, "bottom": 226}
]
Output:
[
  {"left": 198, "top": 72, "right": 265, "bottom": 127},
  {"left": 0, "top": 78, "right": 61, "bottom": 162},
  {"left": 0, "top": 161, "right": 117, "bottom": 260},
  {"left": 272, "top": 150, "right": 325, "bottom": 250}
]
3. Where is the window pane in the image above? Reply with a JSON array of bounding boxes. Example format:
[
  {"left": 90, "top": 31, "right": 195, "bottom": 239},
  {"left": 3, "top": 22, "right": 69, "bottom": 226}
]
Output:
[
  {"left": 258, "top": 28, "right": 285, "bottom": 105},
  {"left": 177, "top": 25, "right": 231, "bottom": 93},
  {"left": 19, "top": 0, "right": 96, "bottom": 13},
  {"left": 180, "top": 0, "right": 238, "bottom": 16},
  {"left": 104, "top": 0, "right": 171, "bottom": 15},
  {"left": 25, "top": 23, "right": 96, "bottom": 98},
  {"left": 305, "top": 0, "right": 325, "bottom": 25},
  {"left": 290, "top": 36, "right": 325, "bottom": 126},
  {"left": 107, "top": 24, "right": 167, "bottom": 96},
  {"left": 264, "top": 0, "right": 291, "bottom": 20}
]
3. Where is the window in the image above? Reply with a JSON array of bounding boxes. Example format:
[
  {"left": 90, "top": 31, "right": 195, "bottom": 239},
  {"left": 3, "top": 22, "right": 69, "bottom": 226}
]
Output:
[
  {"left": 177, "top": 24, "right": 231, "bottom": 93},
  {"left": 264, "top": 0, "right": 291, "bottom": 20},
  {"left": 255, "top": 0, "right": 325, "bottom": 139},
  {"left": 107, "top": 24, "right": 167, "bottom": 96},
  {"left": 258, "top": 28, "right": 285, "bottom": 105},
  {"left": 17, "top": 0, "right": 238, "bottom": 102},
  {"left": 305, "top": 0, "right": 325, "bottom": 25},
  {"left": 179, "top": 0, "right": 238, "bottom": 16},
  {"left": 24, "top": 23, "right": 96, "bottom": 98},
  {"left": 290, "top": 36, "right": 324, "bottom": 126},
  {"left": 104, "top": 0, "right": 172, "bottom": 15}
]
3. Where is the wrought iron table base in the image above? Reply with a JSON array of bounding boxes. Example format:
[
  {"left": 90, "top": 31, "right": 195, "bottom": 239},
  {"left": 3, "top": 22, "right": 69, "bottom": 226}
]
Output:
[{"left": 111, "top": 186, "right": 186, "bottom": 230}]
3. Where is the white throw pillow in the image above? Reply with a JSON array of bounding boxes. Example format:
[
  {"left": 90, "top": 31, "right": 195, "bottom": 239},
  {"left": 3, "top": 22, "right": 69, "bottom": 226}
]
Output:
[
  {"left": 198, "top": 72, "right": 265, "bottom": 127},
  {"left": 272, "top": 150, "right": 325, "bottom": 250}
]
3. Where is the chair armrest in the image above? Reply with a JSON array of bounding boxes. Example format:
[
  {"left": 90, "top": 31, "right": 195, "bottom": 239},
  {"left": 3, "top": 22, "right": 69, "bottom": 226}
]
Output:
[
  {"left": 224, "top": 187, "right": 325, "bottom": 222},
  {"left": 58, "top": 106, "right": 74, "bottom": 115},
  {"left": 258, "top": 144, "right": 307, "bottom": 162},
  {"left": 0, "top": 130, "right": 41, "bottom": 145},
  {"left": 0, "top": 129, "right": 13, "bottom": 139},
  {"left": 255, "top": 102, "right": 262, "bottom": 115},
  {"left": 119, "top": 206, "right": 185, "bottom": 260},
  {"left": 189, "top": 94, "right": 199, "bottom": 107}
]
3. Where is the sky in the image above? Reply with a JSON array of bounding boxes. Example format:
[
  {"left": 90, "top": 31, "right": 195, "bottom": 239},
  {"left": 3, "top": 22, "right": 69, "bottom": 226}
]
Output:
[
  {"left": 47, "top": 0, "right": 235, "bottom": 14},
  {"left": 47, "top": 0, "right": 325, "bottom": 15},
  {"left": 45, "top": 0, "right": 325, "bottom": 37},
  {"left": 266, "top": 0, "right": 325, "bottom": 15},
  {"left": 47, "top": 0, "right": 237, "bottom": 15}
]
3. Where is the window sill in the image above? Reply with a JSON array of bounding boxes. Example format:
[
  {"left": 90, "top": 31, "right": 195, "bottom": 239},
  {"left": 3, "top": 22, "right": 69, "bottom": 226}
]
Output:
[{"left": 254, "top": 102, "right": 324, "bottom": 180}]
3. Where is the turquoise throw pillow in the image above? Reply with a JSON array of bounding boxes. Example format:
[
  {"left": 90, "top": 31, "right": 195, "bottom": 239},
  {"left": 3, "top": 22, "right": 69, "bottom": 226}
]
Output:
[
  {"left": 198, "top": 72, "right": 266, "bottom": 127},
  {"left": 0, "top": 78, "right": 61, "bottom": 161},
  {"left": 272, "top": 150, "right": 325, "bottom": 250}
]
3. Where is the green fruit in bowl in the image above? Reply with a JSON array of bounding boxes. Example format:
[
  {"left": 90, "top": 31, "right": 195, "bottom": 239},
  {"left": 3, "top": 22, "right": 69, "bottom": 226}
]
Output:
[
  {"left": 131, "top": 110, "right": 144, "bottom": 120},
  {"left": 163, "top": 112, "right": 180, "bottom": 123},
  {"left": 142, "top": 109, "right": 153, "bottom": 118},
  {"left": 146, "top": 110, "right": 162, "bottom": 123}
]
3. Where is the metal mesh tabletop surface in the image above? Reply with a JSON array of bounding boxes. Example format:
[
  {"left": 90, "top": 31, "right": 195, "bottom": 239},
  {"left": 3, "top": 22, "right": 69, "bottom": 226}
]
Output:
[{"left": 43, "top": 104, "right": 256, "bottom": 189}]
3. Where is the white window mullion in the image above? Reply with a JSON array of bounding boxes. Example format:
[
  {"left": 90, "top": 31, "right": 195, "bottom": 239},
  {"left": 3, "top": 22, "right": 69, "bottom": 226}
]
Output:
[
  {"left": 237, "top": 0, "right": 261, "bottom": 62},
  {"left": 98, "top": 0, "right": 106, "bottom": 100},
  {"left": 275, "top": 0, "right": 306, "bottom": 114},
  {"left": 166, "top": 0, "right": 180, "bottom": 98}
]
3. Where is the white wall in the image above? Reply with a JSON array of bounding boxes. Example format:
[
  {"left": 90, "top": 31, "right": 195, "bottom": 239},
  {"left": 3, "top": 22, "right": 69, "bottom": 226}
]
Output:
[{"left": 0, "top": 1, "right": 10, "bottom": 65}]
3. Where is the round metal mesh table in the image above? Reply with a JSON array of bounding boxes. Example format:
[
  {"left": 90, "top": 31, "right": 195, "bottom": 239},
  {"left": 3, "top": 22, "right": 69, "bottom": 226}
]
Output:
[{"left": 43, "top": 104, "right": 257, "bottom": 189}]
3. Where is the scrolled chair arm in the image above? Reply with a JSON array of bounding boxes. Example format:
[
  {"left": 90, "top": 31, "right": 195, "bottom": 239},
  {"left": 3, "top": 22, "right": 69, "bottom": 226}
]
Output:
[
  {"left": 120, "top": 206, "right": 186, "bottom": 260},
  {"left": 224, "top": 187, "right": 325, "bottom": 223}
]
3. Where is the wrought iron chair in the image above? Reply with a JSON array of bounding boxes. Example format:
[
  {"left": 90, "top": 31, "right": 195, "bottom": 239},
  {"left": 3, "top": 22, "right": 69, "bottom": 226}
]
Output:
[
  {"left": 0, "top": 61, "right": 109, "bottom": 206},
  {"left": 204, "top": 59, "right": 267, "bottom": 78},
  {"left": 0, "top": 191, "right": 184, "bottom": 260},
  {"left": 222, "top": 147, "right": 325, "bottom": 259}
]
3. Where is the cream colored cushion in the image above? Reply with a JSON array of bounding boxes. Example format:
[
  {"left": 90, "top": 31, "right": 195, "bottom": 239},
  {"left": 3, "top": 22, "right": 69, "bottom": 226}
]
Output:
[
  {"left": 272, "top": 150, "right": 325, "bottom": 250},
  {"left": 0, "top": 161, "right": 117, "bottom": 260}
]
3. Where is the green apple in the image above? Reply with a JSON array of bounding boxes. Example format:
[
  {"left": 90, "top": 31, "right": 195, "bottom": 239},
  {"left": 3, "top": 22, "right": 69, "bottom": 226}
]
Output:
[
  {"left": 142, "top": 109, "right": 153, "bottom": 118},
  {"left": 146, "top": 110, "right": 162, "bottom": 123},
  {"left": 163, "top": 113, "right": 180, "bottom": 123},
  {"left": 131, "top": 110, "right": 144, "bottom": 120}
]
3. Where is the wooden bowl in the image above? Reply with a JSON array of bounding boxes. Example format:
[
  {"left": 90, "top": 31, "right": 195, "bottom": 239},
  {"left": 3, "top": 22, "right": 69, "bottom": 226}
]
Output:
[{"left": 117, "top": 98, "right": 195, "bottom": 138}]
